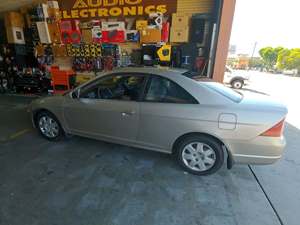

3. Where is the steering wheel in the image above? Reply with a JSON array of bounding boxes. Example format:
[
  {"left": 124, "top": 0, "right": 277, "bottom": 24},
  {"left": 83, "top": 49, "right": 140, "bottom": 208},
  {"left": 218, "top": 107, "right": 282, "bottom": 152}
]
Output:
[{"left": 98, "top": 87, "right": 113, "bottom": 99}]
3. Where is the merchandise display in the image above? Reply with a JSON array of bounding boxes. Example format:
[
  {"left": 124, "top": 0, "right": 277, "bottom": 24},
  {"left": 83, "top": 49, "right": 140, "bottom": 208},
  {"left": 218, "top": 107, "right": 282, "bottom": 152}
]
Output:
[{"left": 0, "top": 0, "right": 214, "bottom": 96}]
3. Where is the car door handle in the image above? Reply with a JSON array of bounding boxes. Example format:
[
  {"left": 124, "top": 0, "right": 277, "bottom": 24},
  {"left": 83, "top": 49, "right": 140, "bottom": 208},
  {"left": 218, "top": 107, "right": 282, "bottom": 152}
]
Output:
[{"left": 121, "top": 111, "right": 136, "bottom": 117}]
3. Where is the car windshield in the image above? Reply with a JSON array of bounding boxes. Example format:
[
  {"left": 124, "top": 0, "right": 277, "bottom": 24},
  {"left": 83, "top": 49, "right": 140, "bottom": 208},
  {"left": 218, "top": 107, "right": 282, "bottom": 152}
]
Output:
[{"left": 201, "top": 82, "right": 243, "bottom": 103}]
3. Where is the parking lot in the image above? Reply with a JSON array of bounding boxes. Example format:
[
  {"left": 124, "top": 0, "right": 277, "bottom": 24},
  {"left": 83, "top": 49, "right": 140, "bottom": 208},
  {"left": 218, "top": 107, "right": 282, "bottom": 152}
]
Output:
[{"left": 1, "top": 71, "right": 299, "bottom": 225}]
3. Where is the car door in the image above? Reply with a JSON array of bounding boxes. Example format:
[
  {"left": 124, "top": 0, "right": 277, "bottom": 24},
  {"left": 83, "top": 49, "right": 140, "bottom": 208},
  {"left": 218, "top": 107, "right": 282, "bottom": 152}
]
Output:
[
  {"left": 137, "top": 75, "right": 199, "bottom": 152},
  {"left": 63, "top": 73, "right": 146, "bottom": 144}
]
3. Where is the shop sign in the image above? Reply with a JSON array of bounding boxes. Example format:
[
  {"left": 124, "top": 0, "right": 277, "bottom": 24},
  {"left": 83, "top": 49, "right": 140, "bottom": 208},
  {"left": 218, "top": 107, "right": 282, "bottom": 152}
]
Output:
[{"left": 60, "top": 0, "right": 178, "bottom": 19}]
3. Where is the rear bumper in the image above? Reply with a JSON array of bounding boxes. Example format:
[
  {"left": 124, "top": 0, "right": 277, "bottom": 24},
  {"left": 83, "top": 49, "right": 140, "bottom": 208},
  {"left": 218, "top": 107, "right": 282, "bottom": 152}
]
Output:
[{"left": 226, "top": 136, "right": 286, "bottom": 165}]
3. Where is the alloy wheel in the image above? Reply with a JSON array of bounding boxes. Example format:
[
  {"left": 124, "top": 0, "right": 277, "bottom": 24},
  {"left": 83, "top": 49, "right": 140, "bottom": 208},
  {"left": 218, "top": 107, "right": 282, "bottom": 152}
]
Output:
[
  {"left": 181, "top": 142, "right": 216, "bottom": 172},
  {"left": 38, "top": 116, "right": 60, "bottom": 138}
]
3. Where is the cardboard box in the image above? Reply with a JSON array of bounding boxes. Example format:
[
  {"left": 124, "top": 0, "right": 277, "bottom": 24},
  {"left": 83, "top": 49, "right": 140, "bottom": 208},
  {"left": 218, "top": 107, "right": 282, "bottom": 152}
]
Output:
[
  {"left": 5, "top": 12, "right": 25, "bottom": 28},
  {"left": 170, "top": 27, "right": 189, "bottom": 43},
  {"left": 172, "top": 13, "right": 190, "bottom": 28},
  {"left": 48, "top": 22, "right": 61, "bottom": 43},
  {"left": 6, "top": 27, "right": 26, "bottom": 44},
  {"left": 48, "top": 8, "right": 60, "bottom": 20},
  {"left": 140, "top": 29, "right": 161, "bottom": 43},
  {"left": 82, "top": 29, "right": 93, "bottom": 43},
  {"left": 36, "top": 21, "right": 51, "bottom": 44},
  {"left": 42, "top": 3, "right": 49, "bottom": 18},
  {"left": 25, "top": 14, "right": 32, "bottom": 28},
  {"left": 48, "top": 1, "right": 59, "bottom": 9},
  {"left": 52, "top": 45, "right": 68, "bottom": 57},
  {"left": 136, "top": 20, "right": 148, "bottom": 30},
  {"left": 36, "top": 44, "right": 45, "bottom": 56}
]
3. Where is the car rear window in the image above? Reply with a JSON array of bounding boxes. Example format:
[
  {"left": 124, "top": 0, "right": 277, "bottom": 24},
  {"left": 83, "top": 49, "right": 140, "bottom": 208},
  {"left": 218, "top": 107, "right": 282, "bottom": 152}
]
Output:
[{"left": 201, "top": 82, "right": 243, "bottom": 103}]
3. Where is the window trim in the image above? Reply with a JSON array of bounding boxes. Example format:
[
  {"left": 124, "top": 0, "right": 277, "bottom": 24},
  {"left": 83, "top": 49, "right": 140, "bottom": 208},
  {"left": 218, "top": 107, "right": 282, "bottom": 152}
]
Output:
[
  {"left": 79, "top": 72, "right": 149, "bottom": 102},
  {"left": 141, "top": 74, "right": 199, "bottom": 104}
]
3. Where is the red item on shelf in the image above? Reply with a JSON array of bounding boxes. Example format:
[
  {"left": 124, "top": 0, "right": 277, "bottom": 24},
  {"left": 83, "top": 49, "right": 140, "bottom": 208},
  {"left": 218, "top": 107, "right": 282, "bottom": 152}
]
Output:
[
  {"left": 102, "top": 30, "right": 125, "bottom": 43},
  {"left": 161, "top": 22, "right": 170, "bottom": 43},
  {"left": 50, "top": 66, "right": 76, "bottom": 94},
  {"left": 60, "top": 20, "right": 81, "bottom": 44}
]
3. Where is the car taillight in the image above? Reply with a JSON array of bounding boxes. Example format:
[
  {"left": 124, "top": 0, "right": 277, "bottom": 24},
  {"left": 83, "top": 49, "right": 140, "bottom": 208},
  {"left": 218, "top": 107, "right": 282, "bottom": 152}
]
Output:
[{"left": 260, "top": 119, "right": 285, "bottom": 137}]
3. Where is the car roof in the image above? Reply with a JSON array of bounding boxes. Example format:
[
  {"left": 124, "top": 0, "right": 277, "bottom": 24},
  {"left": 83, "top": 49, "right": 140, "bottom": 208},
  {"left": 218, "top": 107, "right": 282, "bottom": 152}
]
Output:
[
  {"left": 108, "top": 66, "right": 189, "bottom": 76},
  {"left": 80, "top": 67, "right": 234, "bottom": 106}
]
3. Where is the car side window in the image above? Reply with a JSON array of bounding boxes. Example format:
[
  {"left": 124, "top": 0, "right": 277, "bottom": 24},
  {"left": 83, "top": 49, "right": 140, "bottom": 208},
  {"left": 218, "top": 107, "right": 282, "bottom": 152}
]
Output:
[
  {"left": 144, "top": 76, "right": 198, "bottom": 104},
  {"left": 80, "top": 74, "right": 145, "bottom": 101}
]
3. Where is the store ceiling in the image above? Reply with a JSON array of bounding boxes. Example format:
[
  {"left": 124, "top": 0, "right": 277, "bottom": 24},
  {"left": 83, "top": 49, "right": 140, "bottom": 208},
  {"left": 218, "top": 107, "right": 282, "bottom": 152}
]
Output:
[{"left": 0, "top": 0, "right": 38, "bottom": 13}]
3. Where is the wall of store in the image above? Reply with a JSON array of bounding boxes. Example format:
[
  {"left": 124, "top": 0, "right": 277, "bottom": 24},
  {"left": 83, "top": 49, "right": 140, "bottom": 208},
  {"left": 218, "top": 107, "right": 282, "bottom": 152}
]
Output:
[
  {"left": 212, "top": 0, "right": 236, "bottom": 82},
  {"left": 0, "top": 0, "right": 236, "bottom": 94}
]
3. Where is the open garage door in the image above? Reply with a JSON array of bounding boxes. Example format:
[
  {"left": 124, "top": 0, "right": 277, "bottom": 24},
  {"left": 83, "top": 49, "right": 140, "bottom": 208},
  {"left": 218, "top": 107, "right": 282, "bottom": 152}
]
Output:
[{"left": 0, "top": 0, "right": 234, "bottom": 95}]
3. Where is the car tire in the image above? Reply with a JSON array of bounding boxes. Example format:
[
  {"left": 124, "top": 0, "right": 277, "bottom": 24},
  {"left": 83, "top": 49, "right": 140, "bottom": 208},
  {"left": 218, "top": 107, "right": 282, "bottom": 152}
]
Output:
[
  {"left": 175, "top": 135, "right": 224, "bottom": 176},
  {"left": 231, "top": 79, "right": 244, "bottom": 89},
  {"left": 36, "top": 111, "right": 64, "bottom": 141}
]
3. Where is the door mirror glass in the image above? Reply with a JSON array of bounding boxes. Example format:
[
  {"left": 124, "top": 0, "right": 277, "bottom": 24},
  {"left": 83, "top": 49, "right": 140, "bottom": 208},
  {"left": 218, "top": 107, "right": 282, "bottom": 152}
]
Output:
[{"left": 71, "top": 89, "right": 80, "bottom": 99}]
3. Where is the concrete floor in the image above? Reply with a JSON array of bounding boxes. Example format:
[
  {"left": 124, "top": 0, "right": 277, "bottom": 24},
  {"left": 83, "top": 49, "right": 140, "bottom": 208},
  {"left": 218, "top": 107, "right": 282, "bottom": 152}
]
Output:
[{"left": 0, "top": 72, "right": 299, "bottom": 225}]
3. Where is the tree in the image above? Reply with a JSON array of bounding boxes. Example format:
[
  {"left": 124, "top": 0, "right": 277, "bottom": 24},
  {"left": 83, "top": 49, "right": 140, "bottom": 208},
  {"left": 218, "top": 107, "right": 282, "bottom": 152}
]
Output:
[
  {"left": 277, "top": 48, "right": 291, "bottom": 70},
  {"left": 259, "top": 47, "right": 283, "bottom": 70},
  {"left": 249, "top": 57, "right": 264, "bottom": 69},
  {"left": 277, "top": 48, "right": 300, "bottom": 74}
]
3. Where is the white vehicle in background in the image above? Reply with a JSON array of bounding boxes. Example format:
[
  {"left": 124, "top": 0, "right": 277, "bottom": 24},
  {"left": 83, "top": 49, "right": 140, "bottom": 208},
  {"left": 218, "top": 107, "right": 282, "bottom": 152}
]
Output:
[
  {"left": 224, "top": 66, "right": 250, "bottom": 89},
  {"left": 282, "top": 69, "right": 298, "bottom": 76}
]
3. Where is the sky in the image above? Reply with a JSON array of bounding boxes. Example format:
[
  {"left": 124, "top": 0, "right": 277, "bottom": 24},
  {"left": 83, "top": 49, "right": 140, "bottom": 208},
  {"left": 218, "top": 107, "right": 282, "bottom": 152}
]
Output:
[{"left": 230, "top": 0, "right": 300, "bottom": 56}]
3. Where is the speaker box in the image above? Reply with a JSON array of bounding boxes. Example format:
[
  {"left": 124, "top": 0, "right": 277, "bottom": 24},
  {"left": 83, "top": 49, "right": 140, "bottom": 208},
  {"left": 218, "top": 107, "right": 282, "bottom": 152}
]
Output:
[
  {"left": 181, "top": 43, "right": 199, "bottom": 70},
  {"left": 157, "top": 45, "right": 171, "bottom": 62},
  {"left": 130, "top": 49, "right": 142, "bottom": 65},
  {"left": 52, "top": 45, "right": 67, "bottom": 57},
  {"left": 9, "top": 44, "right": 27, "bottom": 56},
  {"left": 190, "top": 15, "right": 210, "bottom": 44},
  {"left": 171, "top": 46, "right": 182, "bottom": 68},
  {"left": 29, "top": 4, "right": 47, "bottom": 22},
  {"left": 0, "top": 20, "right": 7, "bottom": 44},
  {"left": 82, "top": 29, "right": 93, "bottom": 43},
  {"left": 142, "top": 45, "right": 158, "bottom": 66},
  {"left": 30, "top": 24, "right": 40, "bottom": 43},
  {"left": 60, "top": 20, "right": 81, "bottom": 44},
  {"left": 102, "top": 30, "right": 125, "bottom": 43},
  {"left": 36, "top": 21, "right": 51, "bottom": 44},
  {"left": 89, "top": 44, "right": 102, "bottom": 57},
  {"left": 48, "top": 22, "right": 61, "bottom": 43},
  {"left": 6, "top": 27, "right": 26, "bottom": 44},
  {"left": 126, "top": 30, "right": 139, "bottom": 42},
  {"left": 61, "top": 30, "right": 81, "bottom": 44}
]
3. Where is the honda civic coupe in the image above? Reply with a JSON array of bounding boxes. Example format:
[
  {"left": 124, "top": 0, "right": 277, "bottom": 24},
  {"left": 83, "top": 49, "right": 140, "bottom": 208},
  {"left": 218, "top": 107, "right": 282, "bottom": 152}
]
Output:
[{"left": 29, "top": 67, "right": 288, "bottom": 176}]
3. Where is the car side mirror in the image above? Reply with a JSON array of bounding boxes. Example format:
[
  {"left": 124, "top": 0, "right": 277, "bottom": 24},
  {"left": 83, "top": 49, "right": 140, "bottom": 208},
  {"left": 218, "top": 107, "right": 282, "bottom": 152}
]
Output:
[{"left": 71, "top": 88, "right": 81, "bottom": 99}]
